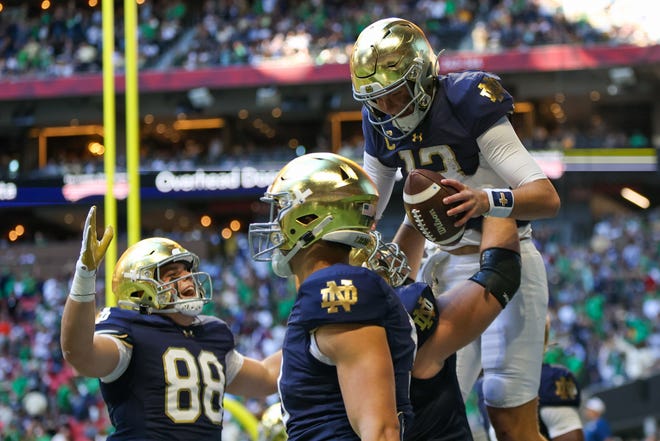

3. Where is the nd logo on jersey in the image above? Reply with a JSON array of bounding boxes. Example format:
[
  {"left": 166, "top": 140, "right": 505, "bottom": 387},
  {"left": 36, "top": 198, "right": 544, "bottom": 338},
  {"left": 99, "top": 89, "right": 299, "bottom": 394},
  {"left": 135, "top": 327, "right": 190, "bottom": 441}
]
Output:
[
  {"left": 321, "top": 280, "right": 358, "bottom": 313},
  {"left": 412, "top": 297, "right": 436, "bottom": 331},
  {"left": 554, "top": 376, "right": 578, "bottom": 400},
  {"left": 478, "top": 76, "right": 505, "bottom": 103}
]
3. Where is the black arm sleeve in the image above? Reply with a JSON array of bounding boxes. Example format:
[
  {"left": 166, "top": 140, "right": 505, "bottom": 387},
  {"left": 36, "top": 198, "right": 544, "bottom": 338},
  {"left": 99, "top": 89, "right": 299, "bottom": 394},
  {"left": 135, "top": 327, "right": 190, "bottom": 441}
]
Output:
[{"left": 468, "top": 247, "right": 521, "bottom": 308}]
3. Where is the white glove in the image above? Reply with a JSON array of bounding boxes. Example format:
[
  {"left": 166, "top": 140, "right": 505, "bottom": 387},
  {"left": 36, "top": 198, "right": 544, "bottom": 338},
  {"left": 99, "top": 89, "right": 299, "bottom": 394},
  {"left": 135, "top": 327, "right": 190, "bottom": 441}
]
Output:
[
  {"left": 70, "top": 206, "right": 114, "bottom": 302},
  {"left": 419, "top": 249, "right": 450, "bottom": 297}
]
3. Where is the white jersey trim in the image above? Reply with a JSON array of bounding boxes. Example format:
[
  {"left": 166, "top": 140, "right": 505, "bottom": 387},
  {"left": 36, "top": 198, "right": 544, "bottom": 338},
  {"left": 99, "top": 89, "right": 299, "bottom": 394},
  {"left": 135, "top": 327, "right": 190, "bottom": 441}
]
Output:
[
  {"left": 309, "top": 329, "right": 335, "bottom": 366},
  {"left": 98, "top": 334, "right": 133, "bottom": 383},
  {"left": 363, "top": 152, "right": 398, "bottom": 220},
  {"left": 225, "top": 349, "right": 245, "bottom": 385},
  {"left": 539, "top": 406, "right": 584, "bottom": 439}
]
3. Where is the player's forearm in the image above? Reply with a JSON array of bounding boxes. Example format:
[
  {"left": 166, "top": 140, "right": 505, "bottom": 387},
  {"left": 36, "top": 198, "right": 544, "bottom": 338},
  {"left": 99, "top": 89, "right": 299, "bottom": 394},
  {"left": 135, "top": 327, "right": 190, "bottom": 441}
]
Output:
[
  {"left": 429, "top": 217, "right": 520, "bottom": 360},
  {"left": 344, "top": 378, "right": 401, "bottom": 441},
  {"left": 62, "top": 205, "right": 117, "bottom": 375},
  {"left": 61, "top": 297, "right": 99, "bottom": 370},
  {"left": 263, "top": 350, "right": 282, "bottom": 385},
  {"left": 227, "top": 354, "right": 280, "bottom": 397},
  {"left": 352, "top": 419, "right": 402, "bottom": 441},
  {"left": 393, "top": 222, "right": 426, "bottom": 279},
  {"left": 508, "top": 178, "right": 560, "bottom": 220},
  {"left": 432, "top": 280, "right": 503, "bottom": 359},
  {"left": 481, "top": 217, "right": 519, "bottom": 253}
]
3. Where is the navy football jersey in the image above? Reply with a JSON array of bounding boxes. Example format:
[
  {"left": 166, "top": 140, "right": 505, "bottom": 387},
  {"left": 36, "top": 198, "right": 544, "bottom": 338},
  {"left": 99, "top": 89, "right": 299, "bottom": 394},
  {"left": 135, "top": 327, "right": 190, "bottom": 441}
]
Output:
[
  {"left": 363, "top": 71, "right": 513, "bottom": 179},
  {"left": 396, "top": 283, "right": 474, "bottom": 441},
  {"left": 363, "top": 70, "right": 532, "bottom": 238},
  {"left": 477, "top": 363, "right": 582, "bottom": 439},
  {"left": 538, "top": 363, "right": 581, "bottom": 408},
  {"left": 280, "top": 264, "right": 416, "bottom": 441},
  {"left": 538, "top": 363, "right": 581, "bottom": 438},
  {"left": 94, "top": 308, "right": 237, "bottom": 440}
]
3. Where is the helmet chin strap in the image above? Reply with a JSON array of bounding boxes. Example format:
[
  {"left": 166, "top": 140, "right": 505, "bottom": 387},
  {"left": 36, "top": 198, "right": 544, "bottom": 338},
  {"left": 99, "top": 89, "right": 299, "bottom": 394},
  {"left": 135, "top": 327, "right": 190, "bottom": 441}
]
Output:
[
  {"left": 118, "top": 297, "right": 205, "bottom": 316},
  {"left": 272, "top": 248, "right": 295, "bottom": 278},
  {"left": 174, "top": 299, "right": 204, "bottom": 316},
  {"left": 393, "top": 111, "right": 423, "bottom": 133}
]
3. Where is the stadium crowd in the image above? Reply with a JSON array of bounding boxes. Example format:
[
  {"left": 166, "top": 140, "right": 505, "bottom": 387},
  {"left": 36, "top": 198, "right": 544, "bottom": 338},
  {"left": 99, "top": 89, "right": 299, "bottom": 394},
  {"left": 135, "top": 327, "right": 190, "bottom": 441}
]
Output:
[
  {"left": 0, "top": 205, "right": 658, "bottom": 439},
  {"left": 0, "top": 0, "right": 659, "bottom": 439},
  {"left": 0, "top": 0, "right": 655, "bottom": 181},
  {"left": 0, "top": 0, "right": 656, "bottom": 78}
]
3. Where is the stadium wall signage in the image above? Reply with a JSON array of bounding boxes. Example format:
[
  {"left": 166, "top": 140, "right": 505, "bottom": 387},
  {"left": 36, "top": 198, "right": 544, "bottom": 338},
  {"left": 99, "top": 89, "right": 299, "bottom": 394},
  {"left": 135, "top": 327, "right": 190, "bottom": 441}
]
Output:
[{"left": 0, "top": 168, "right": 280, "bottom": 207}]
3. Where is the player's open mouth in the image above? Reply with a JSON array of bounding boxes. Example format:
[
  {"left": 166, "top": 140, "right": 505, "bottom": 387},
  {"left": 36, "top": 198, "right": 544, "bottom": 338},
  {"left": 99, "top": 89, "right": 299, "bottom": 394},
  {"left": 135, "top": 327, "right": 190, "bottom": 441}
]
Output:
[{"left": 179, "top": 286, "right": 196, "bottom": 298}]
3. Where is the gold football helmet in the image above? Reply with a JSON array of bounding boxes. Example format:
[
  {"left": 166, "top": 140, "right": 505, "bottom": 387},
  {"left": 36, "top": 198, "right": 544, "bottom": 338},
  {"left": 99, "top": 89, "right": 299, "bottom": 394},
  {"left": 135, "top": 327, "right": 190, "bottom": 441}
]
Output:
[
  {"left": 350, "top": 17, "right": 438, "bottom": 141},
  {"left": 258, "top": 403, "right": 287, "bottom": 441},
  {"left": 350, "top": 231, "right": 411, "bottom": 287},
  {"left": 113, "top": 237, "right": 212, "bottom": 315},
  {"left": 249, "top": 152, "right": 378, "bottom": 277}
]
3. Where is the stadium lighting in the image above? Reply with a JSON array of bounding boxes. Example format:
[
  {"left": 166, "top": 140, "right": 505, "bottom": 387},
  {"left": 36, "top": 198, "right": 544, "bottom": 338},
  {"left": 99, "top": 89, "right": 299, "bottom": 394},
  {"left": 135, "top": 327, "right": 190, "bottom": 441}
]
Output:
[{"left": 620, "top": 187, "right": 650, "bottom": 209}]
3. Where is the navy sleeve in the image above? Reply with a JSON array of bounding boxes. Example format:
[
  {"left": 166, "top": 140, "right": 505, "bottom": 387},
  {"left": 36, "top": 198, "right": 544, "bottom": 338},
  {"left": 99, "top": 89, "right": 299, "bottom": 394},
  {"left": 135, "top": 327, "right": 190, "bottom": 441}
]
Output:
[
  {"left": 362, "top": 106, "right": 384, "bottom": 159},
  {"left": 295, "top": 265, "right": 393, "bottom": 330},
  {"left": 396, "top": 282, "right": 438, "bottom": 347},
  {"left": 445, "top": 71, "right": 514, "bottom": 138},
  {"left": 94, "top": 307, "right": 135, "bottom": 344}
]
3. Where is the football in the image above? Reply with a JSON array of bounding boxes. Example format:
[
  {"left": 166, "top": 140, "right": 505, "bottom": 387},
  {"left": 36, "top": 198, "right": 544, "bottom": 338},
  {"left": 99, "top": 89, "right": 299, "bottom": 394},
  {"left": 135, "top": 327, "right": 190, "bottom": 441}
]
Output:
[{"left": 403, "top": 169, "right": 465, "bottom": 246}]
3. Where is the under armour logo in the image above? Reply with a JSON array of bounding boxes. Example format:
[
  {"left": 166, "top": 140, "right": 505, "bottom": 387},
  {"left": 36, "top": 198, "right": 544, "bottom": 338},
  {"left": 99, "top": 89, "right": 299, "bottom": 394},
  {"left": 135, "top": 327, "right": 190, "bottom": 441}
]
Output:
[{"left": 412, "top": 133, "right": 423, "bottom": 143}]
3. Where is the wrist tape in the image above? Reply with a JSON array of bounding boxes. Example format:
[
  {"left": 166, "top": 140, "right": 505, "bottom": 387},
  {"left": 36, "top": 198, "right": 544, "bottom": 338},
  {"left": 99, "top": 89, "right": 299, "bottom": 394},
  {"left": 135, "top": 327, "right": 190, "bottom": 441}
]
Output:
[{"left": 69, "top": 260, "right": 97, "bottom": 303}]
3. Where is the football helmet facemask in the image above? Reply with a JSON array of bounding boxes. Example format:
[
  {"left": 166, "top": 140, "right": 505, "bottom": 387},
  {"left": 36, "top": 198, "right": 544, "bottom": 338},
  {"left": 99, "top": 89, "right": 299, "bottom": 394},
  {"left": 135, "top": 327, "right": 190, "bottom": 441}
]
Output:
[
  {"left": 113, "top": 237, "right": 212, "bottom": 316},
  {"left": 349, "top": 230, "right": 411, "bottom": 287},
  {"left": 350, "top": 17, "right": 438, "bottom": 141},
  {"left": 249, "top": 152, "right": 378, "bottom": 278}
]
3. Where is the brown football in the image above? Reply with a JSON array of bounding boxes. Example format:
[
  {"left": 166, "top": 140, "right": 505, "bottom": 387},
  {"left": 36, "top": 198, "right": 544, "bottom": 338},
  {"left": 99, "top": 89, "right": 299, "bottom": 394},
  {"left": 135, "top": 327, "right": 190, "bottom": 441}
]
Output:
[{"left": 403, "top": 169, "right": 465, "bottom": 246}]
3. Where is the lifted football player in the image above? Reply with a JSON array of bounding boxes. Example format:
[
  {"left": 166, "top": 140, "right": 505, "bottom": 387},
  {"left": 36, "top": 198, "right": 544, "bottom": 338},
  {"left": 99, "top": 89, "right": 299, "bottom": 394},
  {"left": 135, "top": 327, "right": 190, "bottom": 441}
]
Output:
[{"left": 350, "top": 17, "right": 560, "bottom": 441}]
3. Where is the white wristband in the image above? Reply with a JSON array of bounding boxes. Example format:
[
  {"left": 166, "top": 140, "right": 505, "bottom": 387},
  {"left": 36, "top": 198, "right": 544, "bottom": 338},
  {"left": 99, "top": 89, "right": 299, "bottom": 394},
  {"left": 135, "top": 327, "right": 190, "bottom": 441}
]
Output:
[
  {"left": 485, "top": 188, "right": 514, "bottom": 217},
  {"left": 69, "top": 260, "right": 97, "bottom": 303}
]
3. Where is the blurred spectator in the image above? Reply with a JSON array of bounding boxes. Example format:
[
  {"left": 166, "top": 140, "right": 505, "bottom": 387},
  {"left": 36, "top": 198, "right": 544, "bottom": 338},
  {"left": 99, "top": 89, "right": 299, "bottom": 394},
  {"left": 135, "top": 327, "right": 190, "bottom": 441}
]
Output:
[
  {"left": 583, "top": 397, "right": 614, "bottom": 441},
  {"left": 3, "top": 0, "right": 654, "bottom": 79}
]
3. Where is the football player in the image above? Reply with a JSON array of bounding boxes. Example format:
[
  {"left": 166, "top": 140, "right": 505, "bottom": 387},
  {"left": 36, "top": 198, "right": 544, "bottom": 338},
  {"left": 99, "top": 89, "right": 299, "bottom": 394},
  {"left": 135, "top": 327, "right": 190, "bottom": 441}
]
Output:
[
  {"left": 353, "top": 216, "right": 521, "bottom": 441},
  {"left": 248, "top": 152, "right": 416, "bottom": 441},
  {"left": 536, "top": 318, "right": 584, "bottom": 441},
  {"left": 61, "top": 206, "right": 281, "bottom": 440},
  {"left": 477, "top": 317, "right": 584, "bottom": 441},
  {"left": 350, "top": 17, "right": 560, "bottom": 441}
]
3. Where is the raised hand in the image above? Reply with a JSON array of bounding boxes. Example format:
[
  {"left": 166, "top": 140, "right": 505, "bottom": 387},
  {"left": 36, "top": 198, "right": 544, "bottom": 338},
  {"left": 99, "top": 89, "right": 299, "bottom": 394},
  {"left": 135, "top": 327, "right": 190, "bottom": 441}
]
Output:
[{"left": 78, "top": 205, "right": 114, "bottom": 272}]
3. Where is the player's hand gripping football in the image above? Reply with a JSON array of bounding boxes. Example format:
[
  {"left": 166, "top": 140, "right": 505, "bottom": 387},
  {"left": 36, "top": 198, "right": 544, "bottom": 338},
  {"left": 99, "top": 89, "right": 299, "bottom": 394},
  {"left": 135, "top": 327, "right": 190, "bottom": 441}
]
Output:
[
  {"left": 78, "top": 205, "right": 114, "bottom": 272},
  {"left": 440, "top": 178, "right": 490, "bottom": 227}
]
